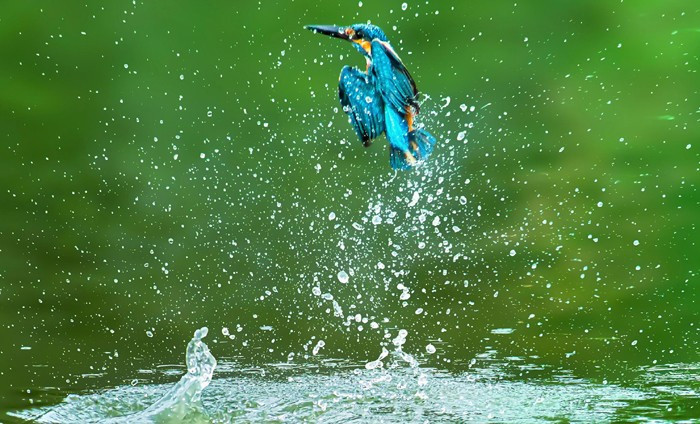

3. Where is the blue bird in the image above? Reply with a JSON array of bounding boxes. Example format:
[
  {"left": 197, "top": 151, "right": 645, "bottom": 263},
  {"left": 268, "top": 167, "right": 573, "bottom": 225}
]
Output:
[{"left": 306, "top": 24, "right": 436, "bottom": 170}]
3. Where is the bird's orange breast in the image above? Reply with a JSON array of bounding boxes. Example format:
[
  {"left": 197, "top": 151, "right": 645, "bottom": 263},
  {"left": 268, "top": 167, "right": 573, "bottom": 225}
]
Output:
[
  {"left": 353, "top": 39, "right": 372, "bottom": 55},
  {"left": 405, "top": 106, "right": 415, "bottom": 132}
]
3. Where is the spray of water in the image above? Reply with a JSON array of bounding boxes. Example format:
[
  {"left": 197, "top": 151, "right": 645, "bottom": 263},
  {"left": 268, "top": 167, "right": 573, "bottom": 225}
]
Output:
[
  {"left": 131, "top": 327, "right": 216, "bottom": 422},
  {"left": 16, "top": 328, "right": 217, "bottom": 424}
]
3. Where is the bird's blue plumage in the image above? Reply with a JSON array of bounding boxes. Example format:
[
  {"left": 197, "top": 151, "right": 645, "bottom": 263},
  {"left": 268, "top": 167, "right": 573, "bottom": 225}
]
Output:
[
  {"left": 338, "top": 66, "right": 385, "bottom": 146},
  {"left": 369, "top": 40, "right": 420, "bottom": 114},
  {"left": 308, "top": 23, "right": 436, "bottom": 169}
]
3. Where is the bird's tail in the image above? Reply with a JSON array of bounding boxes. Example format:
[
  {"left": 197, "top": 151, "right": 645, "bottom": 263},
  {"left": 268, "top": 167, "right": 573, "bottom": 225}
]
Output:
[{"left": 389, "top": 128, "right": 437, "bottom": 170}]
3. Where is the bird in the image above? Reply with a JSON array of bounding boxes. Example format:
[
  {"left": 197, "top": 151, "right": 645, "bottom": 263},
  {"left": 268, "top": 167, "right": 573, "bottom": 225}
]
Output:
[{"left": 306, "top": 23, "right": 436, "bottom": 170}]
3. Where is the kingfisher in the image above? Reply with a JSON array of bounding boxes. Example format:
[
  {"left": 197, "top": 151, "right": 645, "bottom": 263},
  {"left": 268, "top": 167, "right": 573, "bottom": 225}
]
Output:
[{"left": 306, "top": 23, "right": 436, "bottom": 170}]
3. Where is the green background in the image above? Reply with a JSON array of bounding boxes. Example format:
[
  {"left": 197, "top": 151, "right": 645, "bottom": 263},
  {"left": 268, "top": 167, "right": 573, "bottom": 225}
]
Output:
[{"left": 0, "top": 0, "right": 698, "bottom": 415}]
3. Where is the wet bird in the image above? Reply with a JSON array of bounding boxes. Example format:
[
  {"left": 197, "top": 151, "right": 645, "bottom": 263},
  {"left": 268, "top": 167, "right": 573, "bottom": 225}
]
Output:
[{"left": 306, "top": 23, "right": 436, "bottom": 170}]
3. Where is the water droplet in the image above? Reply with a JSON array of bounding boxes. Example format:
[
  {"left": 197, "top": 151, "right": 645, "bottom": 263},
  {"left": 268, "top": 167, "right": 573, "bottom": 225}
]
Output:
[
  {"left": 491, "top": 328, "right": 515, "bottom": 335},
  {"left": 408, "top": 191, "right": 420, "bottom": 207},
  {"left": 312, "top": 340, "right": 325, "bottom": 355}
]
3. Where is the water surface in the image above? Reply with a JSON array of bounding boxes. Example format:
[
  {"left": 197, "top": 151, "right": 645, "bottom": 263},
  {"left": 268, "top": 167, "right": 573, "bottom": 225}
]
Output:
[{"left": 8, "top": 329, "right": 699, "bottom": 422}]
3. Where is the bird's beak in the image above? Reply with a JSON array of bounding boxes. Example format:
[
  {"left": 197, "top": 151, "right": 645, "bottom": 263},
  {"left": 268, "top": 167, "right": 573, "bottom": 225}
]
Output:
[{"left": 305, "top": 25, "right": 350, "bottom": 41}]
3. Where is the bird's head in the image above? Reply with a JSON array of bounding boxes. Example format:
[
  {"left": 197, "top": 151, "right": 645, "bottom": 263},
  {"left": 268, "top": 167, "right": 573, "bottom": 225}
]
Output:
[{"left": 305, "top": 23, "right": 388, "bottom": 57}]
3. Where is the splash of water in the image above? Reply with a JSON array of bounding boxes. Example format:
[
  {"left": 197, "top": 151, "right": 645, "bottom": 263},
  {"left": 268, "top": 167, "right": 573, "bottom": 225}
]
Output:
[
  {"left": 10, "top": 349, "right": 699, "bottom": 421},
  {"left": 17, "top": 327, "right": 217, "bottom": 424},
  {"left": 129, "top": 327, "right": 216, "bottom": 423}
]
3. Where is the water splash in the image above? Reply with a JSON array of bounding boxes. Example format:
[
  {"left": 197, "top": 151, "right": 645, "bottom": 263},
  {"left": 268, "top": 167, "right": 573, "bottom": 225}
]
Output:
[
  {"left": 361, "top": 330, "right": 428, "bottom": 401},
  {"left": 9, "top": 357, "right": 700, "bottom": 422},
  {"left": 132, "top": 327, "right": 216, "bottom": 422},
  {"left": 14, "top": 327, "right": 216, "bottom": 423}
]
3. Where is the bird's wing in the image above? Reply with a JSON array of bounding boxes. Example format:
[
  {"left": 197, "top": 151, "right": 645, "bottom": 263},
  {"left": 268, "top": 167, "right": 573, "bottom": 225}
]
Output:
[
  {"left": 370, "top": 40, "right": 420, "bottom": 115},
  {"left": 338, "top": 66, "right": 385, "bottom": 147}
]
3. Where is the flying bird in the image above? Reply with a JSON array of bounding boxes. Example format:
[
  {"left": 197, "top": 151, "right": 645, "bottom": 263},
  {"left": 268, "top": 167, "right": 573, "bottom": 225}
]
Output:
[{"left": 306, "top": 24, "right": 436, "bottom": 170}]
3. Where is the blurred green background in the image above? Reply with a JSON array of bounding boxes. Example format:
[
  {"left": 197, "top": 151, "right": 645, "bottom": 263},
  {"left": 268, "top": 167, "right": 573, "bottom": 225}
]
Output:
[{"left": 0, "top": 0, "right": 698, "bottom": 415}]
